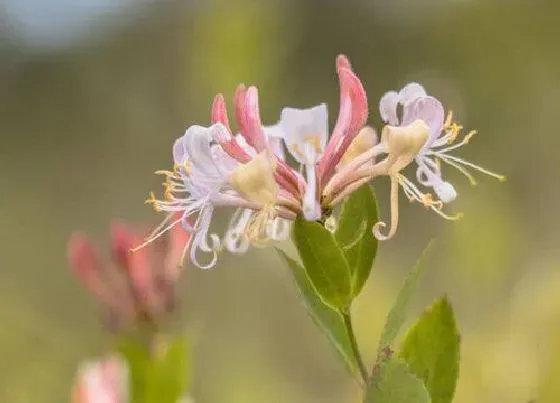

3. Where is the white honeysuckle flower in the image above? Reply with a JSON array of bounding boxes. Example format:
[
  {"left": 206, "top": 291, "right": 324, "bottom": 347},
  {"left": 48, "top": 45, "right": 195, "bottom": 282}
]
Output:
[
  {"left": 146, "top": 123, "right": 249, "bottom": 269},
  {"left": 279, "top": 104, "right": 329, "bottom": 220},
  {"left": 223, "top": 125, "right": 290, "bottom": 254},
  {"left": 379, "top": 82, "right": 505, "bottom": 205}
]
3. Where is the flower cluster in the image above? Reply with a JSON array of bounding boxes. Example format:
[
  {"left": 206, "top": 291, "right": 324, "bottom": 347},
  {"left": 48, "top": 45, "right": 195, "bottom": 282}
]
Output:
[
  {"left": 67, "top": 217, "right": 189, "bottom": 331},
  {"left": 143, "top": 55, "right": 504, "bottom": 268}
]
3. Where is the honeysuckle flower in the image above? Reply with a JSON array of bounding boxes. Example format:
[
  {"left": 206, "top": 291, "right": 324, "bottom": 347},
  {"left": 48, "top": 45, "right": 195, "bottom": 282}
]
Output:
[
  {"left": 141, "top": 54, "right": 371, "bottom": 268},
  {"left": 71, "top": 355, "right": 127, "bottom": 403},
  {"left": 379, "top": 82, "right": 505, "bottom": 203},
  {"left": 325, "top": 82, "right": 504, "bottom": 241},
  {"left": 67, "top": 218, "right": 189, "bottom": 331},
  {"left": 279, "top": 104, "right": 328, "bottom": 220}
]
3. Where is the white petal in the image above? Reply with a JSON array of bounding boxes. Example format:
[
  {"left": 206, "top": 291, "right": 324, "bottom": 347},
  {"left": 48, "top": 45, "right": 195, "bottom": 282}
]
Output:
[
  {"left": 173, "top": 136, "right": 187, "bottom": 165},
  {"left": 398, "top": 82, "right": 427, "bottom": 106},
  {"left": 434, "top": 180, "right": 457, "bottom": 203},
  {"left": 302, "top": 164, "right": 321, "bottom": 220},
  {"left": 402, "top": 96, "right": 445, "bottom": 146},
  {"left": 379, "top": 91, "right": 399, "bottom": 125},
  {"left": 224, "top": 208, "right": 253, "bottom": 254},
  {"left": 280, "top": 104, "right": 328, "bottom": 164},
  {"left": 264, "top": 123, "right": 286, "bottom": 160},
  {"left": 415, "top": 159, "right": 456, "bottom": 203},
  {"left": 266, "top": 217, "right": 290, "bottom": 241},
  {"left": 190, "top": 206, "right": 220, "bottom": 269}
]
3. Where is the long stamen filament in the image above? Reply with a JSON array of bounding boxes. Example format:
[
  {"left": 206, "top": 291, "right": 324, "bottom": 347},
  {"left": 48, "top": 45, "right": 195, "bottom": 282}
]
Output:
[{"left": 435, "top": 153, "right": 506, "bottom": 181}]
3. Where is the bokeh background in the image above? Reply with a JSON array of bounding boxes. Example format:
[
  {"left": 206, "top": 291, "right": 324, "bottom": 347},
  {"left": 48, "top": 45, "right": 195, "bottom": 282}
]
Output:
[{"left": 1, "top": 0, "right": 559, "bottom": 401}]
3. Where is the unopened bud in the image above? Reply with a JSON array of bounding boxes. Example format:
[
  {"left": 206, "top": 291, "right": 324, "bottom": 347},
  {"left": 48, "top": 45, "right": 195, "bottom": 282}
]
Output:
[{"left": 338, "top": 126, "right": 378, "bottom": 168}]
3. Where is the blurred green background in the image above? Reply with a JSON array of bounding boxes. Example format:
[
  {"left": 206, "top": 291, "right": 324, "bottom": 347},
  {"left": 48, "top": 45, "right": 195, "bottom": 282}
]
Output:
[{"left": 1, "top": 0, "right": 559, "bottom": 401}]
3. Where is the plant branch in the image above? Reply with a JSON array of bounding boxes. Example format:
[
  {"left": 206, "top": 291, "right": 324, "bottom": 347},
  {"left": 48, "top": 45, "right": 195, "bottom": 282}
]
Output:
[{"left": 341, "top": 308, "right": 369, "bottom": 384}]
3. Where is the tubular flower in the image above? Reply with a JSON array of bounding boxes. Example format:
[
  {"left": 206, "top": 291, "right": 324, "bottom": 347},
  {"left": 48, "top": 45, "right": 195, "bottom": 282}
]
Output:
[
  {"left": 141, "top": 54, "right": 370, "bottom": 268},
  {"left": 379, "top": 82, "right": 505, "bottom": 203},
  {"left": 67, "top": 218, "right": 189, "bottom": 331},
  {"left": 141, "top": 57, "right": 504, "bottom": 264},
  {"left": 325, "top": 82, "right": 504, "bottom": 241}
]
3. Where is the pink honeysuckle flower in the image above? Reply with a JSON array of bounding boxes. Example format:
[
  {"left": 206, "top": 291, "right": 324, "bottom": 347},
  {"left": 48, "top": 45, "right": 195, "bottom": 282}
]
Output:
[
  {"left": 141, "top": 54, "right": 374, "bottom": 266},
  {"left": 67, "top": 217, "right": 189, "bottom": 330},
  {"left": 324, "top": 82, "right": 504, "bottom": 241},
  {"left": 379, "top": 82, "right": 505, "bottom": 202},
  {"left": 142, "top": 55, "right": 504, "bottom": 262},
  {"left": 71, "top": 355, "right": 127, "bottom": 403}
]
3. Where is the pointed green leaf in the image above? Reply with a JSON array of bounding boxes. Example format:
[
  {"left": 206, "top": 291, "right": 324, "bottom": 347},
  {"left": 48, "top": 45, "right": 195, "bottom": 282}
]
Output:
[
  {"left": 118, "top": 336, "right": 190, "bottom": 403},
  {"left": 276, "top": 248, "right": 357, "bottom": 374},
  {"left": 364, "top": 357, "right": 431, "bottom": 403},
  {"left": 292, "top": 217, "right": 353, "bottom": 309},
  {"left": 399, "top": 296, "right": 460, "bottom": 403},
  {"left": 378, "top": 241, "right": 434, "bottom": 350},
  {"left": 335, "top": 184, "right": 379, "bottom": 297}
]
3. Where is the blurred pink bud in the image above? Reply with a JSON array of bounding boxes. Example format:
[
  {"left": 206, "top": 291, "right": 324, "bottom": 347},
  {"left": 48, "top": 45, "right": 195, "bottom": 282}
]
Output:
[
  {"left": 67, "top": 232, "right": 113, "bottom": 308},
  {"left": 109, "top": 221, "right": 134, "bottom": 270},
  {"left": 72, "top": 355, "right": 127, "bottom": 403}
]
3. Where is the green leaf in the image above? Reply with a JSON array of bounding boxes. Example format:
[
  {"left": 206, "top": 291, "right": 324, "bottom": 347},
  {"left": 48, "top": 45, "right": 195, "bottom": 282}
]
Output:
[
  {"left": 364, "top": 356, "right": 431, "bottom": 403},
  {"left": 335, "top": 184, "right": 379, "bottom": 297},
  {"left": 377, "top": 240, "right": 434, "bottom": 350},
  {"left": 276, "top": 248, "right": 357, "bottom": 374},
  {"left": 292, "top": 217, "right": 353, "bottom": 309},
  {"left": 118, "top": 336, "right": 190, "bottom": 403},
  {"left": 399, "top": 296, "right": 460, "bottom": 403}
]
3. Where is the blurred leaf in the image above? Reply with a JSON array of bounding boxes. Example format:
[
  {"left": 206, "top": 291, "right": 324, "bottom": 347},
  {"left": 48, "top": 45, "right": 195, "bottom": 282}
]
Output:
[
  {"left": 276, "top": 248, "right": 357, "bottom": 374},
  {"left": 335, "top": 184, "right": 379, "bottom": 297},
  {"left": 399, "top": 296, "right": 460, "bottom": 403},
  {"left": 364, "top": 356, "right": 431, "bottom": 403},
  {"left": 292, "top": 217, "right": 353, "bottom": 309},
  {"left": 377, "top": 241, "right": 434, "bottom": 350},
  {"left": 118, "top": 336, "right": 190, "bottom": 403}
]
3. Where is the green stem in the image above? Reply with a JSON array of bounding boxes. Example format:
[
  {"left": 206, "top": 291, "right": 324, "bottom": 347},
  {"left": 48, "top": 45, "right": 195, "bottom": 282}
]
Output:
[{"left": 341, "top": 308, "right": 369, "bottom": 384}]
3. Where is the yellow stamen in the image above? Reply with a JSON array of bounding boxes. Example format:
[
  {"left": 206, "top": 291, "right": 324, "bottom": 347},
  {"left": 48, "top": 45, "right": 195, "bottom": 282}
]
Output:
[
  {"left": 443, "top": 110, "right": 454, "bottom": 130},
  {"left": 244, "top": 205, "right": 276, "bottom": 246}
]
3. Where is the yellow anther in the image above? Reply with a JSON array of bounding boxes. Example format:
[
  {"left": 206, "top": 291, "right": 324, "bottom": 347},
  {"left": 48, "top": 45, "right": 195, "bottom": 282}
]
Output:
[
  {"left": 446, "top": 122, "right": 463, "bottom": 144},
  {"left": 464, "top": 130, "right": 477, "bottom": 144},
  {"left": 443, "top": 110, "right": 454, "bottom": 130},
  {"left": 145, "top": 192, "right": 156, "bottom": 205}
]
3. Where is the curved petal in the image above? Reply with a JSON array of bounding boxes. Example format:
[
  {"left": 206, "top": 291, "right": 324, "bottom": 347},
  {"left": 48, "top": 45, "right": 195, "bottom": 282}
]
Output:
[
  {"left": 189, "top": 206, "right": 221, "bottom": 269},
  {"left": 172, "top": 136, "right": 187, "bottom": 165},
  {"left": 266, "top": 217, "right": 290, "bottom": 241},
  {"left": 263, "top": 123, "right": 286, "bottom": 160},
  {"left": 379, "top": 91, "right": 399, "bottom": 125},
  {"left": 415, "top": 158, "right": 456, "bottom": 203},
  {"left": 402, "top": 96, "right": 445, "bottom": 146},
  {"left": 398, "top": 82, "right": 427, "bottom": 106},
  {"left": 224, "top": 208, "right": 253, "bottom": 254},
  {"left": 280, "top": 104, "right": 328, "bottom": 164}
]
